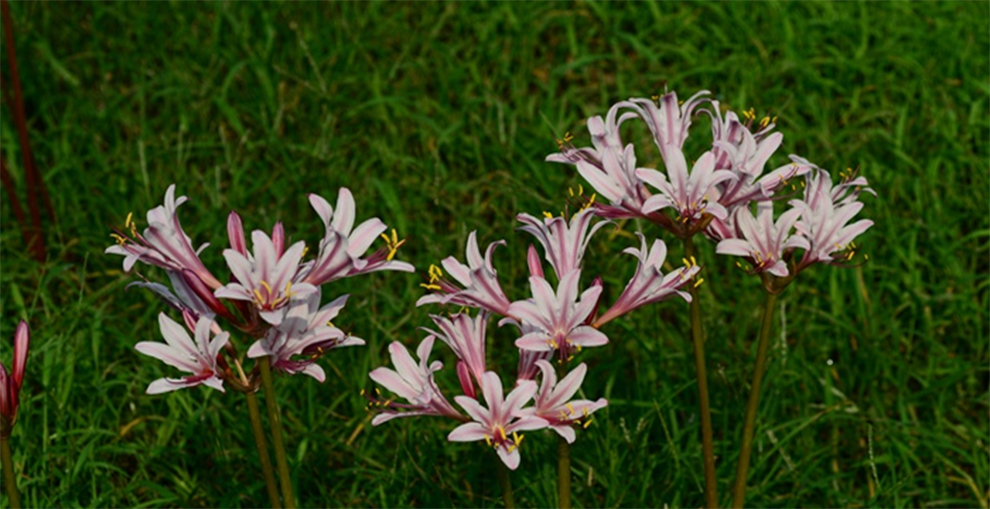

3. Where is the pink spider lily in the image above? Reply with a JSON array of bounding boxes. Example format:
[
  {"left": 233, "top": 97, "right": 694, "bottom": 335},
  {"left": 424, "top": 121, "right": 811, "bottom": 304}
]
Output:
[
  {"left": 423, "top": 312, "right": 488, "bottom": 396},
  {"left": 613, "top": 90, "right": 711, "bottom": 164},
  {"left": 716, "top": 204, "right": 809, "bottom": 278},
  {"left": 302, "top": 188, "right": 414, "bottom": 286},
  {"left": 0, "top": 321, "right": 30, "bottom": 433},
  {"left": 105, "top": 185, "right": 222, "bottom": 289},
  {"left": 595, "top": 233, "right": 699, "bottom": 327},
  {"left": 135, "top": 314, "right": 229, "bottom": 394},
  {"left": 448, "top": 372, "right": 548, "bottom": 470},
  {"left": 546, "top": 103, "right": 652, "bottom": 219},
  {"left": 507, "top": 270, "right": 607, "bottom": 361},
  {"left": 416, "top": 231, "right": 513, "bottom": 315},
  {"left": 248, "top": 290, "right": 362, "bottom": 382},
  {"left": 517, "top": 208, "right": 610, "bottom": 281},
  {"left": 790, "top": 169, "right": 874, "bottom": 268},
  {"left": 368, "top": 336, "right": 464, "bottom": 425},
  {"left": 215, "top": 229, "right": 317, "bottom": 326},
  {"left": 637, "top": 149, "right": 737, "bottom": 226},
  {"left": 524, "top": 360, "right": 607, "bottom": 444}
]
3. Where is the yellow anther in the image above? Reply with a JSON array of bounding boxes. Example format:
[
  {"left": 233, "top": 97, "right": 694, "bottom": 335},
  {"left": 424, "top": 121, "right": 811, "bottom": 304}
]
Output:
[
  {"left": 543, "top": 211, "right": 554, "bottom": 219},
  {"left": 512, "top": 432, "right": 521, "bottom": 444},
  {"left": 420, "top": 283, "right": 441, "bottom": 291},
  {"left": 110, "top": 233, "right": 127, "bottom": 246},
  {"left": 566, "top": 403, "right": 575, "bottom": 415},
  {"left": 327, "top": 321, "right": 336, "bottom": 328},
  {"left": 578, "top": 184, "right": 584, "bottom": 195},
  {"left": 682, "top": 257, "right": 690, "bottom": 267},
  {"left": 568, "top": 187, "right": 574, "bottom": 197},
  {"left": 693, "top": 278, "right": 705, "bottom": 288},
  {"left": 582, "top": 407, "right": 589, "bottom": 417},
  {"left": 759, "top": 116, "right": 771, "bottom": 129},
  {"left": 865, "top": 254, "right": 870, "bottom": 261},
  {"left": 690, "top": 256, "right": 697, "bottom": 266},
  {"left": 360, "top": 389, "right": 365, "bottom": 396},
  {"left": 582, "top": 418, "right": 593, "bottom": 429},
  {"left": 301, "top": 246, "right": 309, "bottom": 258},
  {"left": 508, "top": 444, "right": 517, "bottom": 453},
  {"left": 484, "top": 434, "right": 492, "bottom": 446},
  {"left": 563, "top": 132, "right": 574, "bottom": 143},
  {"left": 253, "top": 289, "right": 265, "bottom": 304},
  {"left": 772, "top": 116, "right": 778, "bottom": 123},
  {"left": 125, "top": 212, "right": 134, "bottom": 229},
  {"left": 284, "top": 281, "right": 294, "bottom": 297},
  {"left": 260, "top": 280, "right": 273, "bottom": 294}
]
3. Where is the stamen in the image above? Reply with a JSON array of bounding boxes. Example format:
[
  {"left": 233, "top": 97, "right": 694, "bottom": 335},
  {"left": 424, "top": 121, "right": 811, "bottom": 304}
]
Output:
[
  {"left": 260, "top": 280, "right": 273, "bottom": 295},
  {"left": 543, "top": 211, "right": 554, "bottom": 219},
  {"left": 693, "top": 278, "right": 705, "bottom": 288},
  {"left": 420, "top": 283, "right": 441, "bottom": 291}
]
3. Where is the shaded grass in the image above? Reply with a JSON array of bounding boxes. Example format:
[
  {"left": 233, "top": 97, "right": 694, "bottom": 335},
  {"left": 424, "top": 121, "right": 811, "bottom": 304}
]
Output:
[{"left": 1, "top": 1, "right": 987, "bottom": 507}]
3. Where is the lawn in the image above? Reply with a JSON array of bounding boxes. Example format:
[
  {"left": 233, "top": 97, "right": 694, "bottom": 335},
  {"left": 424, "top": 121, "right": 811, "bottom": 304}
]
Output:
[{"left": 1, "top": 2, "right": 987, "bottom": 507}]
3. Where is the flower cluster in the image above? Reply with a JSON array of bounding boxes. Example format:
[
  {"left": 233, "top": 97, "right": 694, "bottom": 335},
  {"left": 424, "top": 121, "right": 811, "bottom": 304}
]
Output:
[
  {"left": 108, "top": 186, "right": 413, "bottom": 394},
  {"left": 369, "top": 204, "right": 698, "bottom": 469},
  {"left": 550, "top": 89, "right": 874, "bottom": 287}
]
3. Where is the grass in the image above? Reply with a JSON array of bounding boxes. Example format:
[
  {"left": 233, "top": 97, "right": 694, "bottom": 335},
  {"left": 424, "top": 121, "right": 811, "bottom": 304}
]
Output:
[{"left": 1, "top": 1, "right": 987, "bottom": 507}]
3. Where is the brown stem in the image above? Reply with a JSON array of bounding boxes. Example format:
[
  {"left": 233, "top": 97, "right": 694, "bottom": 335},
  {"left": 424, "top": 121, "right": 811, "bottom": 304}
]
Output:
[{"left": 0, "top": 159, "right": 30, "bottom": 247}]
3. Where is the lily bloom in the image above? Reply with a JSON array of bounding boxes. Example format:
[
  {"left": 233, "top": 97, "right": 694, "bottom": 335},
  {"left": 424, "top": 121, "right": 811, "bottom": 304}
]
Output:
[
  {"left": 105, "top": 185, "right": 222, "bottom": 289},
  {"left": 517, "top": 208, "right": 609, "bottom": 281},
  {"left": 508, "top": 270, "right": 607, "bottom": 360},
  {"left": 135, "top": 314, "right": 229, "bottom": 394},
  {"left": 215, "top": 229, "right": 317, "bottom": 326},
  {"left": 716, "top": 204, "right": 809, "bottom": 277},
  {"left": 0, "top": 321, "right": 30, "bottom": 434},
  {"left": 448, "top": 372, "right": 547, "bottom": 470},
  {"left": 595, "top": 233, "right": 699, "bottom": 327},
  {"left": 525, "top": 360, "right": 607, "bottom": 444},
  {"left": 423, "top": 312, "right": 489, "bottom": 393},
  {"left": 614, "top": 90, "right": 710, "bottom": 164},
  {"left": 637, "top": 149, "right": 737, "bottom": 225},
  {"left": 790, "top": 169, "right": 874, "bottom": 268},
  {"left": 546, "top": 102, "right": 652, "bottom": 219},
  {"left": 416, "top": 231, "right": 513, "bottom": 316},
  {"left": 302, "top": 188, "right": 414, "bottom": 286},
  {"left": 248, "top": 290, "right": 363, "bottom": 382},
  {"left": 368, "top": 336, "right": 463, "bottom": 425}
]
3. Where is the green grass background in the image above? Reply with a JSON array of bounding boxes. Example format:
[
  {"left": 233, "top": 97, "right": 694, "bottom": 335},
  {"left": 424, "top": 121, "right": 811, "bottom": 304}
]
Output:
[{"left": 1, "top": 2, "right": 987, "bottom": 507}]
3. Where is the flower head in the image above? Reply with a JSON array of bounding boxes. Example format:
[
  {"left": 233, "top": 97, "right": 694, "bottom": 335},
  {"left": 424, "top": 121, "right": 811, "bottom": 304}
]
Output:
[
  {"left": 302, "top": 188, "right": 414, "bottom": 286},
  {"left": 416, "top": 231, "right": 513, "bottom": 315},
  {"left": 595, "top": 234, "right": 699, "bottom": 326},
  {"left": 507, "top": 270, "right": 608, "bottom": 361},
  {"left": 135, "top": 314, "right": 229, "bottom": 394},
  {"left": 448, "top": 372, "right": 547, "bottom": 470},
  {"left": 517, "top": 208, "right": 610, "bottom": 281},
  {"left": 526, "top": 360, "right": 607, "bottom": 444},
  {"left": 615, "top": 90, "right": 710, "bottom": 163},
  {"left": 215, "top": 229, "right": 318, "bottom": 326},
  {"left": 637, "top": 149, "right": 737, "bottom": 226},
  {"left": 0, "top": 321, "right": 30, "bottom": 435},
  {"left": 248, "top": 290, "right": 363, "bottom": 382},
  {"left": 790, "top": 168, "right": 874, "bottom": 268},
  {"left": 368, "top": 336, "right": 463, "bottom": 425},
  {"left": 716, "top": 204, "right": 809, "bottom": 278},
  {"left": 105, "top": 185, "right": 222, "bottom": 289}
]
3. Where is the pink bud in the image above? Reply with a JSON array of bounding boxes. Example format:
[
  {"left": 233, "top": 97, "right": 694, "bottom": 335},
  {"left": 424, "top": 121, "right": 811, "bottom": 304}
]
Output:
[
  {"left": 527, "top": 244, "right": 544, "bottom": 278},
  {"left": 12, "top": 321, "right": 29, "bottom": 389},
  {"left": 272, "top": 222, "right": 285, "bottom": 258},
  {"left": 227, "top": 211, "right": 247, "bottom": 256},
  {"left": 584, "top": 276, "right": 604, "bottom": 326},
  {"left": 456, "top": 361, "right": 476, "bottom": 399}
]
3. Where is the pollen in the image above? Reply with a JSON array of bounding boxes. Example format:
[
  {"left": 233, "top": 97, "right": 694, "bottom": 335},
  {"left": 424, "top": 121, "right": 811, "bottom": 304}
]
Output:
[
  {"left": 420, "top": 283, "right": 441, "bottom": 291},
  {"left": 380, "top": 229, "right": 406, "bottom": 261},
  {"left": 110, "top": 233, "right": 127, "bottom": 246},
  {"left": 428, "top": 264, "right": 444, "bottom": 282},
  {"left": 693, "top": 278, "right": 705, "bottom": 288},
  {"left": 543, "top": 211, "right": 554, "bottom": 219}
]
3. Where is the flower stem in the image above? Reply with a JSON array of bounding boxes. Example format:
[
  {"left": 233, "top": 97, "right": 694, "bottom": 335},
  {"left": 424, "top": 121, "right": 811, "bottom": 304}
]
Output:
[
  {"left": 1, "top": 435, "right": 20, "bottom": 509},
  {"left": 496, "top": 457, "right": 516, "bottom": 509},
  {"left": 558, "top": 435, "right": 572, "bottom": 509},
  {"left": 684, "top": 236, "right": 718, "bottom": 508},
  {"left": 259, "top": 357, "right": 296, "bottom": 509},
  {"left": 731, "top": 290, "right": 779, "bottom": 508},
  {"left": 245, "top": 391, "right": 282, "bottom": 508}
]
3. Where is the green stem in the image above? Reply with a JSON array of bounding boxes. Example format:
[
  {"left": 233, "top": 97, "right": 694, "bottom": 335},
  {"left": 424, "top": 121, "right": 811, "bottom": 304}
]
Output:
[
  {"left": 684, "top": 236, "right": 718, "bottom": 509},
  {"left": 245, "top": 391, "right": 282, "bottom": 508},
  {"left": 259, "top": 357, "right": 296, "bottom": 509},
  {"left": 558, "top": 435, "right": 572, "bottom": 509},
  {"left": 731, "top": 291, "right": 779, "bottom": 508},
  {"left": 496, "top": 457, "right": 516, "bottom": 509},
  {"left": 1, "top": 435, "right": 20, "bottom": 509}
]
